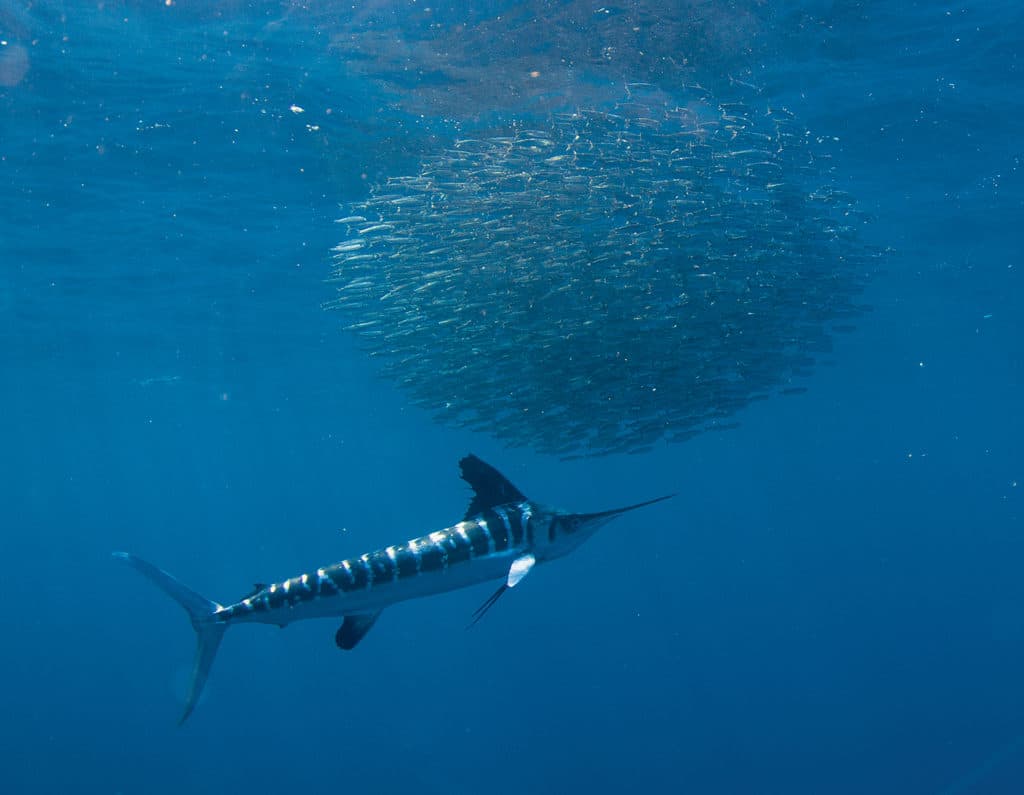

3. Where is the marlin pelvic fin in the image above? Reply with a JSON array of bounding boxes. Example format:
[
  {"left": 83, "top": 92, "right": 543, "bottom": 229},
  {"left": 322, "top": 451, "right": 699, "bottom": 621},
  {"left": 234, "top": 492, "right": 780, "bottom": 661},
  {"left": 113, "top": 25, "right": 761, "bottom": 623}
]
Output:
[
  {"left": 468, "top": 584, "right": 507, "bottom": 628},
  {"left": 335, "top": 611, "right": 383, "bottom": 651},
  {"left": 113, "top": 552, "right": 226, "bottom": 725},
  {"left": 467, "top": 553, "right": 536, "bottom": 628},
  {"left": 459, "top": 454, "right": 527, "bottom": 519}
]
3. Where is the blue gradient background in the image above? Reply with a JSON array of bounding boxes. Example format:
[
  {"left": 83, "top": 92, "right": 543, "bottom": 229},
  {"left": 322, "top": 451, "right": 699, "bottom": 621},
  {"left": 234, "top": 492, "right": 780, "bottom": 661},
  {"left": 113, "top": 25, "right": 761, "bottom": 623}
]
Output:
[{"left": 1, "top": 2, "right": 1021, "bottom": 793}]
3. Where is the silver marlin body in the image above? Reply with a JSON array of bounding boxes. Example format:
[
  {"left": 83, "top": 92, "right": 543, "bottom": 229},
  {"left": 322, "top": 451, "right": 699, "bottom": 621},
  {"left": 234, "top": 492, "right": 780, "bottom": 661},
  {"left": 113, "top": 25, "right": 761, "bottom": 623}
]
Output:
[{"left": 116, "top": 455, "right": 672, "bottom": 723}]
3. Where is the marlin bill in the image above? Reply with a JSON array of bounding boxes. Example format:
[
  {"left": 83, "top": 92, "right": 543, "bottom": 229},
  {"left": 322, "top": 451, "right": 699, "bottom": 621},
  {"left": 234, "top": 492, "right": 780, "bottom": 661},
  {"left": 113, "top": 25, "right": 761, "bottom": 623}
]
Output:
[{"left": 115, "top": 455, "right": 672, "bottom": 723}]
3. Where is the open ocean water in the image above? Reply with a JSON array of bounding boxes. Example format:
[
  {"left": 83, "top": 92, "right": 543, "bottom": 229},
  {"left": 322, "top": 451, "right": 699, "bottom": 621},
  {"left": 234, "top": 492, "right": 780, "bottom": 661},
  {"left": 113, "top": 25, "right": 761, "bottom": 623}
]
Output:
[{"left": 1, "top": 2, "right": 1021, "bottom": 793}]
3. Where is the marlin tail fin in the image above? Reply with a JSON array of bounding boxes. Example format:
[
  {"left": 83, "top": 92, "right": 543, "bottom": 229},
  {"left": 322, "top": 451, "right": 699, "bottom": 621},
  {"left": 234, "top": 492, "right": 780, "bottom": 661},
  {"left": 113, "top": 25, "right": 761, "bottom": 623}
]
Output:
[{"left": 113, "top": 551, "right": 226, "bottom": 724}]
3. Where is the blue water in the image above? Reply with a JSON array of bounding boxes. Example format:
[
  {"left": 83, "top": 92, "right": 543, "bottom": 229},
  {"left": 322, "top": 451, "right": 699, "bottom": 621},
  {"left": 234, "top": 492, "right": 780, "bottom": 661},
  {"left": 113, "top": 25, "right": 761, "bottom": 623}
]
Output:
[{"left": 2, "top": 2, "right": 1021, "bottom": 793}]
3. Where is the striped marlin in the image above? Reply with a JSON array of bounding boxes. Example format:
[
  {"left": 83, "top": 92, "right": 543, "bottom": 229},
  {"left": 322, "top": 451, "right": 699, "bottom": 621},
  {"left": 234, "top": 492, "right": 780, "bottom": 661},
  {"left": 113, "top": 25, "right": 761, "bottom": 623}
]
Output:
[{"left": 115, "top": 454, "right": 672, "bottom": 723}]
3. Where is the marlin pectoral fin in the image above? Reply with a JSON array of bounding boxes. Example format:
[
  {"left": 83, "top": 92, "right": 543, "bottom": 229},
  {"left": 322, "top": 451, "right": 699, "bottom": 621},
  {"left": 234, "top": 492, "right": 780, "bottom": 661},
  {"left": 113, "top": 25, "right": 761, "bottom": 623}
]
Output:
[
  {"left": 335, "top": 611, "right": 383, "bottom": 651},
  {"left": 506, "top": 553, "right": 535, "bottom": 587},
  {"left": 459, "top": 454, "right": 527, "bottom": 520},
  {"left": 467, "top": 554, "right": 536, "bottom": 629}
]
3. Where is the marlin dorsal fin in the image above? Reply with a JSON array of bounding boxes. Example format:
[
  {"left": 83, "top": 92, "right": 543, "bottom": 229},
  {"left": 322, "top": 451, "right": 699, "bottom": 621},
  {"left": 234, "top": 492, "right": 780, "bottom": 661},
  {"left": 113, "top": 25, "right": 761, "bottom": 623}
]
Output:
[{"left": 459, "top": 454, "right": 527, "bottom": 520}]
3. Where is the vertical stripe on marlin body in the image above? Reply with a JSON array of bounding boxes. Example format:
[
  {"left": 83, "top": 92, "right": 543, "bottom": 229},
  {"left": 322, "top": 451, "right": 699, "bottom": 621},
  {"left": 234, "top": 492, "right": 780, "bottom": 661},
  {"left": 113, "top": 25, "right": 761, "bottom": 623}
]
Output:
[{"left": 114, "top": 454, "right": 673, "bottom": 723}]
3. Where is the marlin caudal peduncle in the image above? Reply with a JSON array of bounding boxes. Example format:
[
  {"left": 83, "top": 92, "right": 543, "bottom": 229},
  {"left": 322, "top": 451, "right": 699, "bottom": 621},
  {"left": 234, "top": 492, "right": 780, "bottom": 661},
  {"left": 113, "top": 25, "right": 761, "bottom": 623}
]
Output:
[{"left": 115, "top": 454, "right": 673, "bottom": 723}]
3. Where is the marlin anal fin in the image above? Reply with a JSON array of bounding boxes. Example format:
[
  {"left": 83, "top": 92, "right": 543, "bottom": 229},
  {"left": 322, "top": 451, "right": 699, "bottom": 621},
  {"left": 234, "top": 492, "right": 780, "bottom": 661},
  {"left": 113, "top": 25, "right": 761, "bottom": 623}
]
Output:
[
  {"left": 459, "top": 454, "right": 527, "bottom": 520},
  {"left": 335, "top": 611, "right": 382, "bottom": 650},
  {"left": 467, "top": 553, "right": 536, "bottom": 628}
]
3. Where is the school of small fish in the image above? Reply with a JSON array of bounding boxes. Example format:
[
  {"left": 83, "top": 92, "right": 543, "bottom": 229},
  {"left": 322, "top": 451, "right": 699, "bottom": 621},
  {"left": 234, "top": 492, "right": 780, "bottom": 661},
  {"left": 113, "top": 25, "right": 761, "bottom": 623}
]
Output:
[{"left": 326, "top": 87, "right": 880, "bottom": 457}]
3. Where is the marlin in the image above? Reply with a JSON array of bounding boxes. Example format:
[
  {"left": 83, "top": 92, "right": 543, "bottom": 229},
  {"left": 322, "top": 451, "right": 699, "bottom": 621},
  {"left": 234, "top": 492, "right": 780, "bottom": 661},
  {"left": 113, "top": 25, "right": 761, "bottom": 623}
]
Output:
[{"left": 115, "top": 455, "right": 672, "bottom": 723}]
